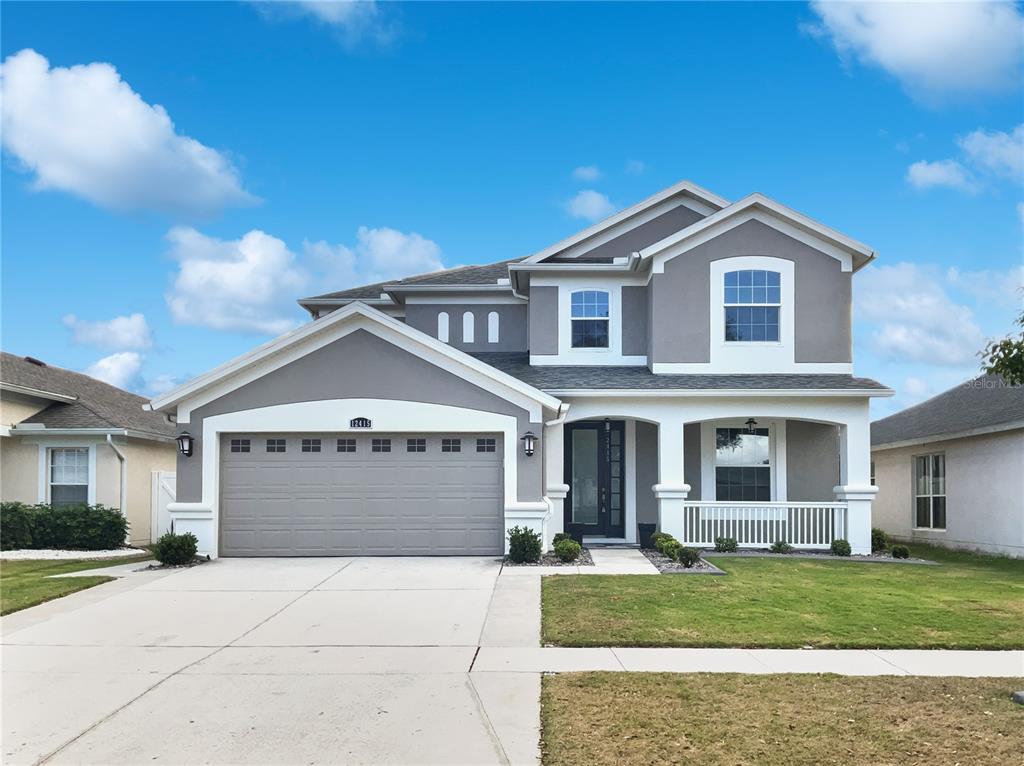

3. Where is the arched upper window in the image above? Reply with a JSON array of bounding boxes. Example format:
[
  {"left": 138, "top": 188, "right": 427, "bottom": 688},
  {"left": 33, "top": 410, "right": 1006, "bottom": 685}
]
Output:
[
  {"left": 724, "top": 270, "right": 780, "bottom": 342},
  {"left": 437, "top": 312, "right": 449, "bottom": 343},
  {"left": 570, "top": 290, "right": 609, "bottom": 348},
  {"left": 462, "top": 311, "right": 475, "bottom": 343},
  {"left": 487, "top": 311, "right": 499, "bottom": 343}
]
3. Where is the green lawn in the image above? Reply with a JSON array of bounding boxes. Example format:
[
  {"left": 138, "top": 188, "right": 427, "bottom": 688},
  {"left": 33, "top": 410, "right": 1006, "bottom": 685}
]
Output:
[
  {"left": 541, "top": 673, "right": 1024, "bottom": 766},
  {"left": 542, "top": 545, "right": 1024, "bottom": 648},
  {"left": 0, "top": 555, "right": 151, "bottom": 616}
]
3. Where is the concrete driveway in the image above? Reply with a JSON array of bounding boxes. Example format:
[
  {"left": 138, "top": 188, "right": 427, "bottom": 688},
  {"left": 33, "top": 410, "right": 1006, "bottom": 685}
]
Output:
[{"left": 2, "top": 557, "right": 540, "bottom": 766}]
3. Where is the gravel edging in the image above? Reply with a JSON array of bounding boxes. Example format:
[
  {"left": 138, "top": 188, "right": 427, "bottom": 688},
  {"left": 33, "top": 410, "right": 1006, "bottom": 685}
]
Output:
[
  {"left": 702, "top": 550, "right": 937, "bottom": 565},
  {"left": 641, "top": 549, "right": 727, "bottom": 575},
  {"left": 504, "top": 548, "right": 595, "bottom": 567},
  {"left": 141, "top": 556, "right": 209, "bottom": 570},
  {"left": 0, "top": 547, "right": 149, "bottom": 561}
]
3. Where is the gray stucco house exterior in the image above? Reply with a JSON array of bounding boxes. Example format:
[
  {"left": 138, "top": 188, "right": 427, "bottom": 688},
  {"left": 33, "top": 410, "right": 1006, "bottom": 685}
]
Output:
[
  {"left": 147, "top": 180, "right": 891, "bottom": 557},
  {"left": 871, "top": 375, "right": 1024, "bottom": 558}
]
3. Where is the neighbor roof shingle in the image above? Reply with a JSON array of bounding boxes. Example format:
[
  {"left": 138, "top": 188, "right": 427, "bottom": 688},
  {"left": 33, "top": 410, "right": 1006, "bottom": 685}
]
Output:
[
  {"left": 871, "top": 374, "right": 1024, "bottom": 447},
  {"left": 302, "top": 258, "right": 523, "bottom": 301},
  {"left": 1, "top": 352, "right": 174, "bottom": 438}
]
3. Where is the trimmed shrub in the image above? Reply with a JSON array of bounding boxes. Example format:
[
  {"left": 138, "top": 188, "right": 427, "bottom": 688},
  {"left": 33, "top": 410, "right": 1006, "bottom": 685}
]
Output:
[
  {"left": 714, "top": 536, "right": 738, "bottom": 553},
  {"left": 655, "top": 534, "right": 678, "bottom": 555},
  {"left": 769, "top": 540, "right": 793, "bottom": 554},
  {"left": 0, "top": 503, "right": 127, "bottom": 551},
  {"left": 553, "top": 538, "right": 582, "bottom": 563},
  {"left": 651, "top": 531, "right": 672, "bottom": 549},
  {"left": 871, "top": 527, "right": 889, "bottom": 553},
  {"left": 551, "top": 532, "right": 572, "bottom": 546},
  {"left": 154, "top": 532, "right": 198, "bottom": 565},
  {"left": 830, "top": 538, "right": 852, "bottom": 557},
  {"left": 507, "top": 525, "right": 542, "bottom": 564},
  {"left": 676, "top": 546, "right": 702, "bottom": 568},
  {"left": 661, "top": 539, "right": 682, "bottom": 561},
  {"left": 891, "top": 544, "right": 910, "bottom": 559}
]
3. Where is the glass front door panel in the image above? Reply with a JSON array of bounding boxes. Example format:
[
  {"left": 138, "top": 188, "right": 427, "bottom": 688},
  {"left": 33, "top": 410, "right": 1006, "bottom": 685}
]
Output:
[{"left": 571, "top": 429, "right": 599, "bottom": 525}]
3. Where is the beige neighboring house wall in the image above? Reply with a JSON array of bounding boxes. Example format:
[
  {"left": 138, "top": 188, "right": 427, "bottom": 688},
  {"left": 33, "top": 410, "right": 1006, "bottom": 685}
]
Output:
[
  {"left": 0, "top": 438, "right": 40, "bottom": 503},
  {"left": 872, "top": 429, "right": 1024, "bottom": 558}
]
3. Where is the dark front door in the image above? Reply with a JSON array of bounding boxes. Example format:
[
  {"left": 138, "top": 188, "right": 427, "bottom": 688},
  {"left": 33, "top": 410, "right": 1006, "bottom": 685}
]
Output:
[{"left": 564, "top": 420, "right": 625, "bottom": 539}]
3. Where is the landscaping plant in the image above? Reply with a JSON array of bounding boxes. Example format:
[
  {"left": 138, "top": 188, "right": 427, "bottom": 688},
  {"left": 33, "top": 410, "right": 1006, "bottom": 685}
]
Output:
[
  {"left": 661, "top": 539, "right": 682, "bottom": 561},
  {"left": 830, "top": 539, "right": 852, "bottom": 557},
  {"left": 675, "top": 546, "right": 702, "bottom": 568},
  {"left": 891, "top": 544, "right": 910, "bottom": 559},
  {"left": 552, "top": 532, "right": 572, "bottom": 546},
  {"left": 769, "top": 540, "right": 793, "bottom": 554},
  {"left": 1, "top": 502, "right": 128, "bottom": 551},
  {"left": 507, "top": 525, "right": 542, "bottom": 563},
  {"left": 871, "top": 527, "right": 889, "bottom": 553},
  {"left": 153, "top": 531, "right": 198, "bottom": 565},
  {"left": 553, "top": 538, "right": 582, "bottom": 563},
  {"left": 714, "top": 536, "right": 738, "bottom": 552}
]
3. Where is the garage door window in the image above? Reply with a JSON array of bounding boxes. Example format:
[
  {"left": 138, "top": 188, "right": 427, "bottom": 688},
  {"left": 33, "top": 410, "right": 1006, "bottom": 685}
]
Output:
[
  {"left": 372, "top": 438, "right": 391, "bottom": 453},
  {"left": 230, "top": 439, "right": 250, "bottom": 453},
  {"left": 337, "top": 438, "right": 356, "bottom": 452},
  {"left": 476, "top": 438, "right": 496, "bottom": 453},
  {"left": 266, "top": 438, "right": 286, "bottom": 453},
  {"left": 407, "top": 438, "right": 426, "bottom": 452},
  {"left": 442, "top": 438, "right": 461, "bottom": 453},
  {"left": 301, "top": 438, "right": 321, "bottom": 453}
]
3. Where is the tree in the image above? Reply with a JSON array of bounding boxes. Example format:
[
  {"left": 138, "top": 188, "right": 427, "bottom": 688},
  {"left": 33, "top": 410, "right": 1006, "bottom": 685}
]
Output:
[{"left": 980, "top": 310, "right": 1024, "bottom": 385}]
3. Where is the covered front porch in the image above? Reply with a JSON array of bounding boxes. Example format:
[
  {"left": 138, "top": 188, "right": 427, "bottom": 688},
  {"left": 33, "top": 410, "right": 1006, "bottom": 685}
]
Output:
[{"left": 542, "top": 395, "right": 879, "bottom": 554}]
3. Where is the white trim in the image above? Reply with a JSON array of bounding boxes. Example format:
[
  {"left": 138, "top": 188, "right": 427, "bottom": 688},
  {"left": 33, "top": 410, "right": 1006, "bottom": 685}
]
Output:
[
  {"left": 650, "top": 362, "right": 854, "bottom": 374},
  {"left": 437, "top": 311, "right": 449, "bottom": 342},
  {"left": 385, "top": 284, "right": 513, "bottom": 293},
  {"left": 487, "top": 311, "right": 500, "bottom": 344},
  {"left": 625, "top": 419, "right": 637, "bottom": 543},
  {"left": 37, "top": 441, "right": 97, "bottom": 505},
  {"left": 0, "top": 382, "right": 78, "bottom": 403},
  {"left": 462, "top": 311, "right": 475, "bottom": 343},
  {"left": 8, "top": 425, "right": 174, "bottom": 441},
  {"left": 871, "top": 420, "right": 1024, "bottom": 451},
  {"left": 701, "top": 419, "right": 785, "bottom": 502},
  {"left": 405, "top": 295, "right": 527, "bottom": 305},
  {"left": 544, "top": 388, "right": 892, "bottom": 398}
]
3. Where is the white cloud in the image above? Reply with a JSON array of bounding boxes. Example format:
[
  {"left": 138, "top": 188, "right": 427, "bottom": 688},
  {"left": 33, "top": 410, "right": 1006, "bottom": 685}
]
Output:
[
  {"left": 625, "top": 159, "right": 646, "bottom": 175},
  {"left": 165, "top": 227, "right": 308, "bottom": 335},
  {"left": 572, "top": 165, "right": 601, "bottom": 182},
  {"left": 946, "top": 265, "right": 1024, "bottom": 308},
  {"left": 566, "top": 190, "right": 615, "bottom": 222},
  {"left": 0, "top": 49, "right": 253, "bottom": 216},
  {"left": 305, "top": 226, "right": 443, "bottom": 287},
  {"left": 257, "top": 1, "right": 395, "bottom": 46},
  {"left": 85, "top": 352, "right": 143, "bottom": 390},
  {"left": 145, "top": 373, "right": 182, "bottom": 396},
  {"left": 806, "top": 1, "right": 1023, "bottom": 103},
  {"left": 856, "top": 262, "right": 985, "bottom": 366},
  {"left": 905, "top": 159, "right": 977, "bottom": 192},
  {"left": 62, "top": 313, "right": 152, "bottom": 350},
  {"left": 957, "top": 124, "right": 1024, "bottom": 179}
]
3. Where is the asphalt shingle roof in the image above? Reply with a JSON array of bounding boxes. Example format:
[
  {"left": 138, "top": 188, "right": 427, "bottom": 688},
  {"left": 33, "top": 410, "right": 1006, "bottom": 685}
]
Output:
[
  {"left": 1, "top": 352, "right": 174, "bottom": 439},
  {"left": 871, "top": 374, "right": 1024, "bottom": 447},
  {"left": 469, "top": 352, "right": 890, "bottom": 392},
  {"left": 303, "top": 258, "right": 524, "bottom": 301}
]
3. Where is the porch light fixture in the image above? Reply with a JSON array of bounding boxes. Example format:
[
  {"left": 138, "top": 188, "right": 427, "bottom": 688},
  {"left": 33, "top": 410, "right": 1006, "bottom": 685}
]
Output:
[
  {"left": 176, "top": 431, "right": 194, "bottom": 457},
  {"left": 520, "top": 431, "right": 537, "bottom": 457},
  {"left": 744, "top": 418, "right": 758, "bottom": 434}
]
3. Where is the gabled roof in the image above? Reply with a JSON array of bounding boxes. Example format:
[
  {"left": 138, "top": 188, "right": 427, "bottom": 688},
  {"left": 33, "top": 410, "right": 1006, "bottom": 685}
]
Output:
[
  {"left": 1, "top": 352, "right": 174, "bottom": 439},
  {"left": 871, "top": 375, "right": 1024, "bottom": 448}
]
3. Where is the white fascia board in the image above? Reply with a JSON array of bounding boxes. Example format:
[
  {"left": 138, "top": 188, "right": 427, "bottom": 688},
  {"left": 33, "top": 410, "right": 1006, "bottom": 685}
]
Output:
[
  {"left": 8, "top": 426, "right": 175, "bottom": 441},
  {"left": 0, "top": 382, "right": 78, "bottom": 403},
  {"left": 871, "top": 420, "right": 1024, "bottom": 451},
  {"left": 543, "top": 388, "right": 894, "bottom": 398},
  {"left": 641, "top": 194, "right": 875, "bottom": 271},
  {"left": 405, "top": 295, "right": 527, "bottom": 305},
  {"left": 521, "top": 181, "right": 729, "bottom": 265},
  {"left": 148, "top": 301, "right": 560, "bottom": 419}
]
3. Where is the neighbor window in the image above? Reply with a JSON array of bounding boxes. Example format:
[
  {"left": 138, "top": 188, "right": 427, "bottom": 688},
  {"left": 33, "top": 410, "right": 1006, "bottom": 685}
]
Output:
[
  {"left": 914, "top": 453, "right": 946, "bottom": 529},
  {"left": 487, "top": 311, "right": 499, "bottom": 343},
  {"left": 724, "top": 270, "right": 780, "bottom": 342},
  {"left": 463, "top": 311, "right": 475, "bottom": 343},
  {"left": 49, "top": 447, "right": 89, "bottom": 506},
  {"left": 371, "top": 438, "right": 391, "bottom": 453},
  {"left": 442, "top": 438, "right": 462, "bottom": 453},
  {"left": 266, "top": 438, "right": 286, "bottom": 453},
  {"left": 407, "top": 438, "right": 426, "bottom": 453},
  {"left": 230, "top": 439, "right": 250, "bottom": 453},
  {"left": 437, "top": 312, "right": 449, "bottom": 343},
  {"left": 301, "top": 438, "right": 321, "bottom": 453},
  {"left": 715, "top": 427, "right": 771, "bottom": 501},
  {"left": 337, "top": 438, "right": 356, "bottom": 453},
  {"left": 476, "top": 438, "right": 496, "bottom": 453},
  {"left": 570, "top": 290, "right": 609, "bottom": 348}
]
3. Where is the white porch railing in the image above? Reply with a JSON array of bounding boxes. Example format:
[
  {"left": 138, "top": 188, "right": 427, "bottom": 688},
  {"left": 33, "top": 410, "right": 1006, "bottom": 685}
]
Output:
[{"left": 679, "top": 502, "right": 848, "bottom": 549}]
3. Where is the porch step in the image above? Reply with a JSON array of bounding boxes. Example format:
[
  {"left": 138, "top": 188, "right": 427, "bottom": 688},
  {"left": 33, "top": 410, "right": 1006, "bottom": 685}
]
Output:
[{"left": 582, "top": 539, "right": 641, "bottom": 549}]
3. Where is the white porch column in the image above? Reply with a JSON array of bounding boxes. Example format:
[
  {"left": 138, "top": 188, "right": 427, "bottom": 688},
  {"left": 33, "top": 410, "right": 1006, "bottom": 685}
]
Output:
[
  {"left": 654, "top": 416, "right": 689, "bottom": 540},
  {"left": 543, "top": 414, "right": 569, "bottom": 550},
  {"left": 835, "top": 404, "right": 877, "bottom": 555}
]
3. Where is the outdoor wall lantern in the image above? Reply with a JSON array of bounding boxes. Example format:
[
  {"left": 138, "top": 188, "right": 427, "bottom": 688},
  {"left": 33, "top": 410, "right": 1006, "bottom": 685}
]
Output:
[
  {"left": 744, "top": 418, "right": 758, "bottom": 434},
  {"left": 176, "top": 431, "right": 194, "bottom": 457},
  {"left": 520, "top": 431, "right": 537, "bottom": 457}
]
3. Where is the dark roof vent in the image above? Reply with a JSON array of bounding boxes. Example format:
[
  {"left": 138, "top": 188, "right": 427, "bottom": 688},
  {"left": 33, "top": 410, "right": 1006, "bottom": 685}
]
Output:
[{"left": 24, "top": 356, "right": 47, "bottom": 367}]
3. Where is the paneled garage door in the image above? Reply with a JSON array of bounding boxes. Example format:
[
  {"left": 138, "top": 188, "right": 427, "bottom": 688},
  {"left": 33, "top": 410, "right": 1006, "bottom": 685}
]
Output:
[{"left": 220, "top": 432, "right": 504, "bottom": 556}]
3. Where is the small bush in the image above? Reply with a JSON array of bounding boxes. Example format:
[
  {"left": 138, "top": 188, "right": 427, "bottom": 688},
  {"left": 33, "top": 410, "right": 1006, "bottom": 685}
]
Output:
[
  {"left": 507, "top": 525, "right": 542, "bottom": 564},
  {"left": 154, "top": 531, "right": 198, "bottom": 565},
  {"left": 551, "top": 532, "right": 572, "bottom": 546},
  {"left": 714, "top": 536, "right": 738, "bottom": 552},
  {"left": 661, "top": 539, "right": 682, "bottom": 561},
  {"left": 830, "top": 538, "right": 852, "bottom": 557},
  {"left": 891, "top": 544, "right": 910, "bottom": 559},
  {"left": 1, "top": 503, "right": 127, "bottom": 550},
  {"left": 553, "top": 538, "right": 582, "bottom": 563},
  {"left": 871, "top": 527, "right": 889, "bottom": 553},
  {"left": 0, "top": 502, "right": 34, "bottom": 549},
  {"left": 655, "top": 534, "right": 679, "bottom": 555},
  {"left": 769, "top": 540, "right": 793, "bottom": 554},
  {"left": 651, "top": 531, "right": 672, "bottom": 548},
  {"left": 676, "top": 546, "right": 702, "bottom": 568}
]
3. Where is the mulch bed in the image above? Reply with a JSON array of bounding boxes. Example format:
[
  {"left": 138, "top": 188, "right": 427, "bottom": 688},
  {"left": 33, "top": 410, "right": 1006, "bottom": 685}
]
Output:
[
  {"left": 504, "top": 548, "right": 595, "bottom": 567},
  {"left": 641, "top": 549, "right": 726, "bottom": 575},
  {"left": 141, "top": 556, "right": 209, "bottom": 570}
]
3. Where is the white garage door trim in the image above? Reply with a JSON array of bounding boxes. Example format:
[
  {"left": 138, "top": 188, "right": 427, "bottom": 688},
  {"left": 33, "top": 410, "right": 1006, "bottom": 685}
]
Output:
[{"left": 170, "top": 398, "right": 544, "bottom": 558}]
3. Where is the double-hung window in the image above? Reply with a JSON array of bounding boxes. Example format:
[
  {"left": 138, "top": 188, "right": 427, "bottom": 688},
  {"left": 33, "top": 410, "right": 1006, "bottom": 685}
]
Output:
[
  {"left": 50, "top": 447, "right": 89, "bottom": 506},
  {"left": 570, "top": 290, "right": 609, "bottom": 348},
  {"left": 724, "top": 270, "right": 780, "bottom": 342},
  {"left": 914, "top": 454, "right": 946, "bottom": 529},
  {"left": 714, "top": 427, "right": 771, "bottom": 501}
]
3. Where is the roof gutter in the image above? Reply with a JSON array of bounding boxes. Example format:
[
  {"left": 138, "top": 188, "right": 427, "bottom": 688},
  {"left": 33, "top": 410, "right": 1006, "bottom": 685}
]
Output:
[
  {"left": 8, "top": 425, "right": 175, "bottom": 442},
  {"left": 0, "top": 382, "right": 78, "bottom": 403}
]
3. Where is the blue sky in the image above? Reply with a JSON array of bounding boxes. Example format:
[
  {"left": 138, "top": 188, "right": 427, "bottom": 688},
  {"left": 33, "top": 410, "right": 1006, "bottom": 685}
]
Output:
[{"left": 2, "top": 1, "right": 1021, "bottom": 416}]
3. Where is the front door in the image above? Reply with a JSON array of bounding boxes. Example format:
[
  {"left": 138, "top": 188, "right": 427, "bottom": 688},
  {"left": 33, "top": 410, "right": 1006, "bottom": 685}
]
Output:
[{"left": 564, "top": 420, "right": 625, "bottom": 539}]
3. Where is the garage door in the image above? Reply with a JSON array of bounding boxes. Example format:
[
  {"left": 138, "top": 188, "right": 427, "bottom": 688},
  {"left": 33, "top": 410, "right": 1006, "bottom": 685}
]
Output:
[{"left": 219, "top": 432, "right": 504, "bottom": 556}]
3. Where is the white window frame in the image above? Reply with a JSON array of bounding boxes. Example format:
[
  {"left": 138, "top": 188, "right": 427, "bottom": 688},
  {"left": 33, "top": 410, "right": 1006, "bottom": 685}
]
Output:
[
  {"left": 437, "top": 311, "right": 449, "bottom": 343},
  {"left": 462, "top": 311, "right": 475, "bottom": 343},
  {"left": 569, "top": 289, "right": 611, "bottom": 351},
  {"left": 36, "top": 441, "right": 97, "bottom": 505},
  {"left": 487, "top": 311, "right": 499, "bottom": 343},
  {"left": 723, "top": 269, "right": 782, "bottom": 344},
  {"left": 913, "top": 452, "right": 946, "bottom": 531},
  {"left": 700, "top": 419, "right": 787, "bottom": 502}
]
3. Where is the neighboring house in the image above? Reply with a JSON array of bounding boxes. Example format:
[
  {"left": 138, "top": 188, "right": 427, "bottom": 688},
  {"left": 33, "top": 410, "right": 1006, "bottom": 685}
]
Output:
[
  {"left": 1, "top": 352, "right": 177, "bottom": 545},
  {"left": 148, "top": 180, "right": 891, "bottom": 558},
  {"left": 871, "top": 375, "right": 1024, "bottom": 558}
]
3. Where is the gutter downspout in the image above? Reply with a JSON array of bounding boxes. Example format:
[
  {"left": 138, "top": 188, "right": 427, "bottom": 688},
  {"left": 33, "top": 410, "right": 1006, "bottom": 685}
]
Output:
[
  {"left": 545, "top": 402, "right": 571, "bottom": 427},
  {"left": 106, "top": 434, "right": 128, "bottom": 542}
]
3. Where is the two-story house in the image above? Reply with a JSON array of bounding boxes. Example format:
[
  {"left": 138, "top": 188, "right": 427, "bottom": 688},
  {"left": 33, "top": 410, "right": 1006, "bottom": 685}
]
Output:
[{"left": 147, "top": 181, "right": 891, "bottom": 557}]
